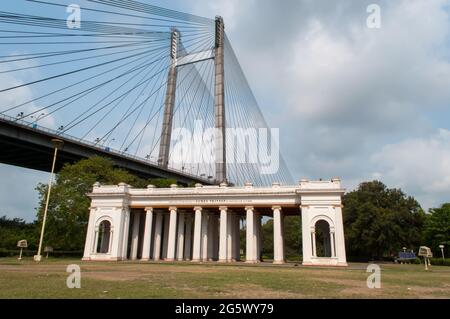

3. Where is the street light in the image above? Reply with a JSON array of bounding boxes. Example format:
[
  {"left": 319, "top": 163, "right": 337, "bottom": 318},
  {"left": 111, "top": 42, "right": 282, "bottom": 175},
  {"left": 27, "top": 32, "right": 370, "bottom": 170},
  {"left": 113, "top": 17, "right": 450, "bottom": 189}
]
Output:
[
  {"left": 34, "top": 138, "right": 64, "bottom": 262},
  {"left": 439, "top": 244, "right": 445, "bottom": 260}
]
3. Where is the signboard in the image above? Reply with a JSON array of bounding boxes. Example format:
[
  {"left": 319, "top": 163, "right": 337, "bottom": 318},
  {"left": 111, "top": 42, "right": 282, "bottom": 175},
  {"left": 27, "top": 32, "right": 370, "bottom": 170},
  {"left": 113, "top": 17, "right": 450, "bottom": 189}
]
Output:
[
  {"left": 399, "top": 252, "right": 416, "bottom": 259},
  {"left": 17, "top": 240, "right": 28, "bottom": 248},
  {"left": 418, "top": 246, "right": 433, "bottom": 258},
  {"left": 44, "top": 246, "right": 53, "bottom": 253},
  {"left": 17, "top": 239, "right": 27, "bottom": 261}
]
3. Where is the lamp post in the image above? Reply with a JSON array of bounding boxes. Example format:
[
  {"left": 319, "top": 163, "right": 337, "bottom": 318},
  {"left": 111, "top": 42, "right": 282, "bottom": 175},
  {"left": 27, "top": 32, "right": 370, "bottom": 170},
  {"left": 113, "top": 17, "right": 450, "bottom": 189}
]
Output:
[
  {"left": 34, "top": 138, "right": 64, "bottom": 262},
  {"left": 439, "top": 245, "right": 445, "bottom": 260}
]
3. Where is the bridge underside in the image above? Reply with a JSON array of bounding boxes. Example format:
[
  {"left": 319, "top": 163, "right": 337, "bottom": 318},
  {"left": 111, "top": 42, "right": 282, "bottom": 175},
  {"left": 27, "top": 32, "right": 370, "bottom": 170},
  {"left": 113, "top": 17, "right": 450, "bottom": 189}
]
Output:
[{"left": 0, "top": 119, "right": 210, "bottom": 185}]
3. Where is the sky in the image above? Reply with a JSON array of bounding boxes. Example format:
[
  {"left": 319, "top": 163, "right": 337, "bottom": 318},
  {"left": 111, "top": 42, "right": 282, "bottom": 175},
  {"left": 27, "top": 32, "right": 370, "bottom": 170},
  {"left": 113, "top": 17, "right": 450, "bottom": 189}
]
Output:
[{"left": 1, "top": 0, "right": 450, "bottom": 221}]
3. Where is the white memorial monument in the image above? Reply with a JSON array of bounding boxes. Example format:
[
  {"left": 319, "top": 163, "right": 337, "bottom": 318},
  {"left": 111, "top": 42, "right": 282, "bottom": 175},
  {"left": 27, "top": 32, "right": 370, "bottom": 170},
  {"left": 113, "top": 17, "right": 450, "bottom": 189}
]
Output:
[{"left": 82, "top": 178, "right": 347, "bottom": 266}]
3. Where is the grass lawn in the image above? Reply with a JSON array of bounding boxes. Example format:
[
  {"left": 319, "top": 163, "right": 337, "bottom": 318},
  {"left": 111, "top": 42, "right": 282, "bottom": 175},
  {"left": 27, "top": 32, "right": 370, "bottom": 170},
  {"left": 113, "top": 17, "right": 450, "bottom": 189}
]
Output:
[{"left": 0, "top": 257, "right": 449, "bottom": 298}]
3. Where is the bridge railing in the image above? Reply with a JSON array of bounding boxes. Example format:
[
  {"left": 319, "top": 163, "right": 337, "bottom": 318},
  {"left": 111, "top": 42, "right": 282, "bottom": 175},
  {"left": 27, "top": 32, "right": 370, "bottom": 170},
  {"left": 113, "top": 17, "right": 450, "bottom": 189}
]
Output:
[{"left": 0, "top": 113, "right": 211, "bottom": 183}]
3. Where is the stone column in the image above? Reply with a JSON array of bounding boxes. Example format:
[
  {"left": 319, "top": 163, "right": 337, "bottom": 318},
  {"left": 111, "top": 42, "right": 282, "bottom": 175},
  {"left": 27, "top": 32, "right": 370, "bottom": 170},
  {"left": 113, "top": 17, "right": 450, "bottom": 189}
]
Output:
[
  {"left": 234, "top": 215, "right": 241, "bottom": 261},
  {"left": 93, "top": 228, "right": 99, "bottom": 254},
  {"left": 272, "top": 206, "right": 285, "bottom": 264},
  {"left": 207, "top": 213, "right": 215, "bottom": 261},
  {"left": 311, "top": 230, "right": 317, "bottom": 257},
  {"left": 333, "top": 205, "right": 347, "bottom": 265},
  {"left": 192, "top": 207, "right": 202, "bottom": 262},
  {"left": 258, "top": 215, "right": 263, "bottom": 261},
  {"left": 253, "top": 211, "right": 261, "bottom": 262},
  {"left": 212, "top": 214, "right": 219, "bottom": 260},
  {"left": 301, "top": 205, "right": 312, "bottom": 265},
  {"left": 176, "top": 213, "right": 185, "bottom": 261},
  {"left": 227, "top": 212, "right": 234, "bottom": 261},
  {"left": 201, "top": 211, "right": 209, "bottom": 261},
  {"left": 245, "top": 206, "right": 256, "bottom": 263},
  {"left": 130, "top": 213, "right": 140, "bottom": 260},
  {"left": 82, "top": 207, "right": 96, "bottom": 260},
  {"left": 162, "top": 214, "right": 170, "bottom": 259},
  {"left": 141, "top": 207, "right": 153, "bottom": 261},
  {"left": 330, "top": 230, "right": 336, "bottom": 258},
  {"left": 218, "top": 206, "right": 228, "bottom": 262},
  {"left": 184, "top": 214, "right": 192, "bottom": 260},
  {"left": 166, "top": 207, "right": 177, "bottom": 261},
  {"left": 120, "top": 208, "right": 131, "bottom": 260},
  {"left": 153, "top": 212, "right": 163, "bottom": 261}
]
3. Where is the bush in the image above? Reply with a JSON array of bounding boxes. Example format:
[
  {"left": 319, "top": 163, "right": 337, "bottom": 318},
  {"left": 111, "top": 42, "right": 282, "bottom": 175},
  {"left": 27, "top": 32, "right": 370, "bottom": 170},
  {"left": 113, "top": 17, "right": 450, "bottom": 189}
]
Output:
[
  {"left": 429, "top": 258, "right": 450, "bottom": 266},
  {"left": 0, "top": 248, "right": 83, "bottom": 258}
]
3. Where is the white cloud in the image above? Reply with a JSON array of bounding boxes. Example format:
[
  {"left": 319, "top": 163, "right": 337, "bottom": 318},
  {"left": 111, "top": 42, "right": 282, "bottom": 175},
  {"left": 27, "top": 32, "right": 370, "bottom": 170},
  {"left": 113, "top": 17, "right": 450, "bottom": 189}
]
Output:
[
  {"left": 1, "top": 0, "right": 450, "bottom": 219},
  {"left": 183, "top": 0, "right": 450, "bottom": 208},
  {"left": 372, "top": 129, "right": 450, "bottom": 209}
]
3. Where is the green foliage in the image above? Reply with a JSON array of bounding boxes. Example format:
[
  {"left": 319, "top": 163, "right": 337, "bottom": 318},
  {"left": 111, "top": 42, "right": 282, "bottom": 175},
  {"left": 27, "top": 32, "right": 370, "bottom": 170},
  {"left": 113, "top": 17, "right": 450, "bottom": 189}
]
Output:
[
  {"left": 343, "top": 181, "right": 426, "bottom": 259},
  {"left": 35, "top": 156, "right": 168, "bottom": 251},
  {"left": 0, "top": 216, "right": 38, "bottom": 251},
  {"left": 428, "top": 258, "right": 450, "bottom": 266},
  {"left": 284, "top": 216, "right": 302, "bottom": 257},
  {"left": 260, "top": 215, "right": 301, "bottom": 259},
  {"left": 424, "top": 203, "right": 450, "bottom": 257},
  {"left": 261, "top": 219, "right": 273, "bottom": 257},
  {"left": 149, "top": 178, "right": 178, "bottom": 188}
]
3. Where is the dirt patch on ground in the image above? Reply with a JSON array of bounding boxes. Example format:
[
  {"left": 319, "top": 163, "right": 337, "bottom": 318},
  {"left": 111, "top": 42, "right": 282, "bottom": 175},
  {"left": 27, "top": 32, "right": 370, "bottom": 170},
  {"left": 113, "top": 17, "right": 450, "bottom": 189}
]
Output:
[
  {"left": 81, "top": 271, "right": 145, "bottom": 282},
  {"left": 217, "top": 283, "right": 302, "bottom": 299}
]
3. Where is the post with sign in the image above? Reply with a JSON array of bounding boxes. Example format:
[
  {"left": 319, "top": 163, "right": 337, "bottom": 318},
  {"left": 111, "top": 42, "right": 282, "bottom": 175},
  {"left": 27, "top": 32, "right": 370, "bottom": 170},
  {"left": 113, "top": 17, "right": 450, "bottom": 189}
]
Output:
[
  {"left": 44, "top": 246, "right": 53, "bottom": 259},
  {"left": 418, "top": 246, "right": 433, "bottom": 270},
  {"left": 439, "top": 245, "right": 445, "bottom": 260},
  {"left": 17, "top": 240, "right": 28, "bottom": 261}
]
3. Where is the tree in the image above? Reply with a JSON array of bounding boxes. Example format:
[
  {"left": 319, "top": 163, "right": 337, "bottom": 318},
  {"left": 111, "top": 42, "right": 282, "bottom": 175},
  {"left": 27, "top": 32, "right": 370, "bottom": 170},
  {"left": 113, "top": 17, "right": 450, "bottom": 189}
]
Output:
[
  {"left": 343, "top": 181, "right": 425, "bottom": 260},
  {"left": 35, "top": 156, "right": 172, "bottom": 251},
  {"left": 424, "top": 203, "right": 450, "bottom": 257},
  {"left": 0, "top": 216, "right": 38, "bottom": 250},
  {"left": 260, "top": 216, "right": 301, "bottom": 260}
]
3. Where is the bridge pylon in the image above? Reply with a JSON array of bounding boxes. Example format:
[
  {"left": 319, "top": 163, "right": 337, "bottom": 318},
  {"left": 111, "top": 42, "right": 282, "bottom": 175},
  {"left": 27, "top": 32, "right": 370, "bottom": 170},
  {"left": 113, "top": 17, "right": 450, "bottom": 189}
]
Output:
[
  {"left": 158, "top": 28, "right": 179, "bottom": 168},
  {"left": 214, "top": 16, "right": 226, "bottom": 184},
  {"left": 157, "top": 18, "right": 227, "bottom": 184}
]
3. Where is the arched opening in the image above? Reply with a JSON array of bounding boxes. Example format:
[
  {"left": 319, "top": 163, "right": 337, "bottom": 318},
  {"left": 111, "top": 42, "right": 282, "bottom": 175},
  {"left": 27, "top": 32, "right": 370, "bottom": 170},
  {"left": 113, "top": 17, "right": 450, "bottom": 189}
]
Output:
[
  {"left": 315, "top": 220, "right": 331, "bottom": 257},
  {"left": 96, "top": 220, "right": 111, "bottom": 254}
]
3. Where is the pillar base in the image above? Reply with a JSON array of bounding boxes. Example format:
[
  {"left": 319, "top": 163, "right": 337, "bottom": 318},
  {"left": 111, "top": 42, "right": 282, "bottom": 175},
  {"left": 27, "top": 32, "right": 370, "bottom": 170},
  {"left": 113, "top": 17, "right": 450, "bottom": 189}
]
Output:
[
  {"left": 165, "top": 258, "right": 175, "bottom": 262},
  {"left": 140, "top": 258, "right": 150, "bottom": 262},
  {"left": 273, "top": 260, "right": 285, "bottom": 265},
  {"left": 218, "top": 259, "right": 227, "bottom": 263},
  {"left": 245, "top": 260, "right": 258, "bottom": 264},
  {"left": 191, "top": 259, "right": 201, "bottom": 262}
]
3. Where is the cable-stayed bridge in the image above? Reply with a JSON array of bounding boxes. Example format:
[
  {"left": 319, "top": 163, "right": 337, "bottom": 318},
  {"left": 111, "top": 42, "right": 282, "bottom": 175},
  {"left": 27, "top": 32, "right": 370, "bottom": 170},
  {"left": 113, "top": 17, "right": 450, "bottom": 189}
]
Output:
[{"left": 0, "top": 0, "right": 293, "bottom": 186}]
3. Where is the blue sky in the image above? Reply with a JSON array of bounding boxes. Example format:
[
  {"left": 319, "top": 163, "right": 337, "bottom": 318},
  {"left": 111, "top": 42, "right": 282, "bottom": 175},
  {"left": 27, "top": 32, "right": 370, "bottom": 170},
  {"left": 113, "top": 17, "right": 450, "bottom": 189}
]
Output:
[{"left": 1, "top": 0, "right": 450, "bottom": 221}]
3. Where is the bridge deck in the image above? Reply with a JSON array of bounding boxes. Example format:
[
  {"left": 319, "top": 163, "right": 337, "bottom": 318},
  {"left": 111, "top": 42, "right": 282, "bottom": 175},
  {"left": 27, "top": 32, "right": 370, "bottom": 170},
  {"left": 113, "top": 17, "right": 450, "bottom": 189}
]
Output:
[{"left": 0, "top": 116, "right": 212, "bottom": 185}]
